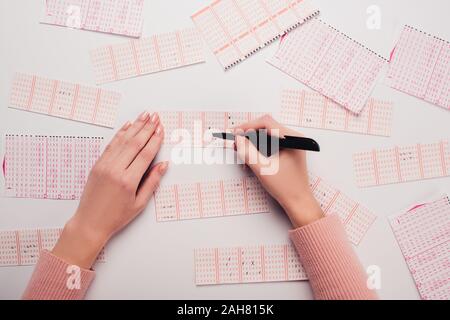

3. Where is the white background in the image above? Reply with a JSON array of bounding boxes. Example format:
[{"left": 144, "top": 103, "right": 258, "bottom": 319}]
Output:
[{"left": 0, "top": 0, "right": 449, "bottom": 300}]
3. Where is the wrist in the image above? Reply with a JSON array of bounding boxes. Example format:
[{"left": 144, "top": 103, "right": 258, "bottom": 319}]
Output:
[
  {"left": 52, "top": 215, "right": 108, "bottom": 269},
  {"left": 282, "top": 193, "right": 324, "bottom": 228}
]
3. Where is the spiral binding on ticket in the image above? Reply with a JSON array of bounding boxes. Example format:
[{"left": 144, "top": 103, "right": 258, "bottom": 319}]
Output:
[
  {"left": 9, "top": 73, "right": 121, "bottom": 128},
  {"left": 0, "top": 227, "right": 105, "bottom": 267},
  {"left": 195, "top": 244, "right": 307, "bottom": 285},
  {"left": 192, "top": 0, "right": 320, "bottom": 70},
  {"left": 2, "top": 134, "right": 103, "bottom": 200}
]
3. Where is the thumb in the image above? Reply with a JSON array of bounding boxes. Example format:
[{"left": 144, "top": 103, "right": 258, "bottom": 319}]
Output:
[{"left": 235, "top": 135, "right": 263, "bottom": 174}]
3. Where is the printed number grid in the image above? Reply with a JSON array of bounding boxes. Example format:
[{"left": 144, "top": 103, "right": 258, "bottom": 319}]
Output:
[
  {"left": 156, "top": 111, "right": 265, "bottom": 147},
  {"left": 387, "top": 26, "right": 450, "bottom": 111},
  {"left": 154, "top": 172, "right": 375, "bottom": 245},
  {"left": 10, "top": 73, "right": 121, "bottom": 128},
  {"left": 280, "top": 89, "right": 393, "bottom": 137},
  {"left": 154, "top": 176, "right": 270, "bottom": 222},
  {"left": 41, "top": 0, "right": 145, "bottom": 38},
  {"left": 0, "top": 228, "right": 105, "bottom": 267},
  {"left": 192, "top": 0, "right": 319, "bottom": 70},
  {"left": 3, "top": 134, "right": 103, "bottom": 200},
  {"left": 268, "top": 18, "right": 387, "bottom": 114},
  {"left": 353, "top": 141, "right": 450, "bottom": 187},
  {"left": 90, "top": 28, "right": 205, "bottom": 84},
  {"left": 308, "top": 172, "right": 376, "bottom": 245},
  {"left": 389, "top": 196, "right": 450, "bottom": 300},
  {"left": 195, "top": 244, "right": 307, "bottom": 285}
]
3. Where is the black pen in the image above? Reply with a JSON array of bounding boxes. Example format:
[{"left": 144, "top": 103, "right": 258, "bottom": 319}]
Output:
[{"left": 212, "top": 130, "right": 320, "bottom": 157}]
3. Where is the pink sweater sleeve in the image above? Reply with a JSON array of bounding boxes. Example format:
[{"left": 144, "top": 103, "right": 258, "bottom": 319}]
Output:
[
  {"left": 290, "top": 215, "right": 377, "bottom": 300},
  {"left": 23, "top": 215, "right": 375, "bottom": 300},
  {"left": 22, "top": 250, "right": 95, "bottom": 300}
]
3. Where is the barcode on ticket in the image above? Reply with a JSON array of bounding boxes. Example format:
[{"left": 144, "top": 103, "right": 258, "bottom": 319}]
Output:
[
  {"left": 353, "top": 141, "right": 450, "bottom": 187},
  {"left": 389, "top": 195, "right": 450, "bottom": 300},
  {"left": 41, "top": 0, "right": 145, "bottom": 38},
  {"left": 10, "top": 73, "right": 121, "bottom": 128},
  {"left": 156, "top": 111, "right": 265, "bottom": 147},
  {"left": 280, "top": 89, "right": 393, "bottom": 136},
  {"left": 387, "top": 25, "right": 450, "bottom": 111},
  {"left": 154, "top": 176, "right": 270, "bottom": 222},
  {"left": 268, "top": 18, "right": 387, "bottom": 114},
  {"left": 2, "top": 134, "right": 103, "bottom": 200},
  {"left": 0, "top": 228, "right": 105, "bottom": 267},
  {"left": 195, "top": 244, "right": 307, "bottom": 285},
  {"left": 90, "top": 28, "right": 205, "bottom": 84},
  {"left": 192, "top": 0, "right": 319, "bottom": 70}
]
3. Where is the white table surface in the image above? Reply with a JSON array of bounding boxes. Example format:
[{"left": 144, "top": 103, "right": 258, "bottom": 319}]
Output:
[{"left": 0, "top": 0, "right": 449, "bottom": 300}]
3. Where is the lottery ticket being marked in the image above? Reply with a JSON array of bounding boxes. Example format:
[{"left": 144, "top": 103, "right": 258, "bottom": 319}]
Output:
[{"left": 155, "top": 110, "right": 265, "bottom": 147}]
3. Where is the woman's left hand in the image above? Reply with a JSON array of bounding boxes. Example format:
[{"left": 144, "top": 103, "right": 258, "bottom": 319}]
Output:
[{"left": 52, "top": 112, "right": 168, "bottom": 269}]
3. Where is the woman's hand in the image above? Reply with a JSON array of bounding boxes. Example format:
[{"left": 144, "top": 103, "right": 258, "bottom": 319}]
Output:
[
  {"left": 52, "top": 112, "right": 168, "bottom": 269},
  {"left": 234, "top": 115, "right": 323, "bottom": 229}
]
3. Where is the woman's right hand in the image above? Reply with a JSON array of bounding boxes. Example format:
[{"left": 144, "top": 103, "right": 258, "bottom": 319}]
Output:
[{"left": 234, "top": 115, "right": 324, "bottom": 228}]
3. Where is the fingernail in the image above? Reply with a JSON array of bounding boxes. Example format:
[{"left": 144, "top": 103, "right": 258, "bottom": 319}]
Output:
[
  {"left": 139, "top": 111, "right": 150, "bottom": 121},
  {"left": 151, "top": 113, "right": 159, "bottom": 124},
  {"left": 159, "top": 162, "right": 169, "bottom": 174},
  {"left": 122, "top": 121, "right": 132, "bottom": 130},
  {"left": 156, "top": 125, "right": 163, "bottom": 136}
]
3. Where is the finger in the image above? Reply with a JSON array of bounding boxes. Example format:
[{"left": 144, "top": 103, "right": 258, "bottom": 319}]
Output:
[
  {"left": 127, "top": 124, "right": 165, "bottom": 184},
  {"left": 135, "top": 162, "right": 169, "bottom": 210},
  {"left": 99, "top": 121, "right": 132, "bottom": 162},
  {"left": 234, "top": 114, "right": 299, "bottom": 137},
  {"left": 117, "top": 114, "right": 160, "bottom": 169},
  {"left": 122, "top": 111, "right": 153, "bottom": 142},
  {"left": 235, "top": 135, "right": 264, "bottom": 175}
]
